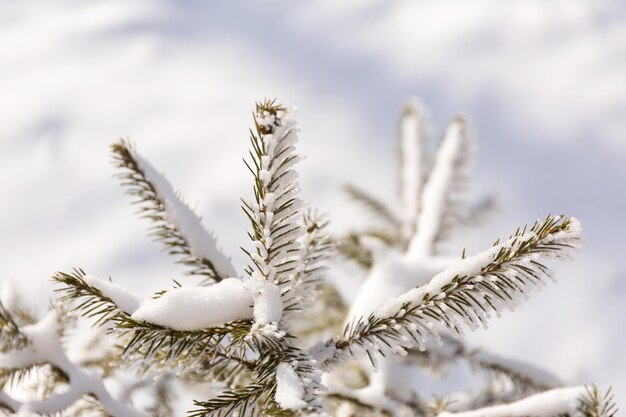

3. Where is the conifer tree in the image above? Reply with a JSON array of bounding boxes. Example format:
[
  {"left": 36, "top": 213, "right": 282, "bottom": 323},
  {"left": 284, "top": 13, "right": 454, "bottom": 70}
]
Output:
[{"left": 0, "top": 99, "right": 617, "bottom": 417}]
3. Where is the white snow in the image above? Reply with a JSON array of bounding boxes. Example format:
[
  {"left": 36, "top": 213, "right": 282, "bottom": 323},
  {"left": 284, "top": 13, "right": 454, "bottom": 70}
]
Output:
[
  {"left": 84, "top": 275, "right": 142, "bottom": 314},
  {"left": 275, "top": 363, "right": 307, "bottom": 410},
  {"left": 438, "top": 386, "right": 586, "bottom": 417},
  {"left": 247, "top": 278, "right": 283, "bottom": 325},
  {"left": 408, "top": 117, "right": 472, "bottom": 258},
  {"left": 131, "top": 148, "right": 237, "bottom": 279},
  {"left": 130, "top": 278, "right": 253, "bottom": 330}
]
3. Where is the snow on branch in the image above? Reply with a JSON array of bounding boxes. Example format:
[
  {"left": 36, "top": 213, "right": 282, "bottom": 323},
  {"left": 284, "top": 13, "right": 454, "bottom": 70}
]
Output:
[
  {"left": 112, "top": 140, "right": 236, "bottom": 284},
  {"left": 0, "top": 311, "right": 148, "bottom": 417},
  {"left": 438, "top": 385, "right": 617, "bottom": 417},
  {"left": 241, "top": 99, "right": 307, "bottom": 326},
  {"left": 408, "top": 117, "right": 474, "bottom": 258},
  {"left": 53, "top": 269, "right": 255, "bottom": 365},
  {"left": 317, "top": 215, "right": 582, "bottom": 368}
]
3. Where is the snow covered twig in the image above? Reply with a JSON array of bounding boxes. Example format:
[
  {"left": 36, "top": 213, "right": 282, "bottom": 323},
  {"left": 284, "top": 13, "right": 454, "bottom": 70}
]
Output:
[
  {"left": 112, "top": 140, "right": 236, "bottom": 283},
  {"left": 318, "top": 215, "right": 582, "bottom": 368}
]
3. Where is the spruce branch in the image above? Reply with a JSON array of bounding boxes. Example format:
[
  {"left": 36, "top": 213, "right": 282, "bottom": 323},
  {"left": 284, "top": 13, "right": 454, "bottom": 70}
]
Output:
[
  {"left": 241, "top": 99, "right": 304, "bottom": 289},
  {"left": 112, "top": 139, "right": 235, "bottom": 284},
  {"left": 53, "top": 269, "right": 258, "bottom": 368},
  {"left": 317, "top": 215, "right": 582, "bottom": 368},
  {"left": 52, "top": 269, "right": 129, "bottom": 326}
]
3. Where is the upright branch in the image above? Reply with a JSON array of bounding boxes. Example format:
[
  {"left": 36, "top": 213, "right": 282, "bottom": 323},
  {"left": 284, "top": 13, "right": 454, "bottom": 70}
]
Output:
[
  {"left": 408, "top": 117, "right": 473, "bottom": 258},
  {"left": 112, "top": 140, "right": 236, "bottom": 283},
  {"left": 241, "top": 100, "right": 305, "bottom": 324}
]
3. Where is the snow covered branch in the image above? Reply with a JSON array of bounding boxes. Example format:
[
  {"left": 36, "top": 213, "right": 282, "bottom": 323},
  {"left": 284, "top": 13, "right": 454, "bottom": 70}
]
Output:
[
  {"left": 318, "top": 215, "right": 582, "bottom": 368},
  {"left": 112, "top": 140, "right": 236, "bottom": 284},
  {"left": 53, "top": 269, "right": 256, "bottom": 365},
  {"left": 241, "top": 99, "right": 307, "bottom": 328}
]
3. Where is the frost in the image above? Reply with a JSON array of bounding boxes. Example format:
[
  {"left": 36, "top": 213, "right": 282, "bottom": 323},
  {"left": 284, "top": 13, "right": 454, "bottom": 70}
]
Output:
[
  {"left": 376, "top": 220, "right": 582, "bottom": 320},
  {"left": 275, "top": 363, "right": 307, "bottom": 410}
]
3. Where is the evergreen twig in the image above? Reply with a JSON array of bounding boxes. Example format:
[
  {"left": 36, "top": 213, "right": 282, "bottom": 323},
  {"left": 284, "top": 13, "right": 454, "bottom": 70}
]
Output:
[
  {"left": 319, "top": 216, "right": 581, "bottom": 368},
  {"left": 112, "top": 140, "right": 233, "bottom": 284}
]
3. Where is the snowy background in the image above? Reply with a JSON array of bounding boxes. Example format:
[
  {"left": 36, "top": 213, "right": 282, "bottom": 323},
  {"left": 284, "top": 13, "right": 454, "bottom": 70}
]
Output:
[{"left": 1, "top": 0, "right": 624, "bottom": 406}]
